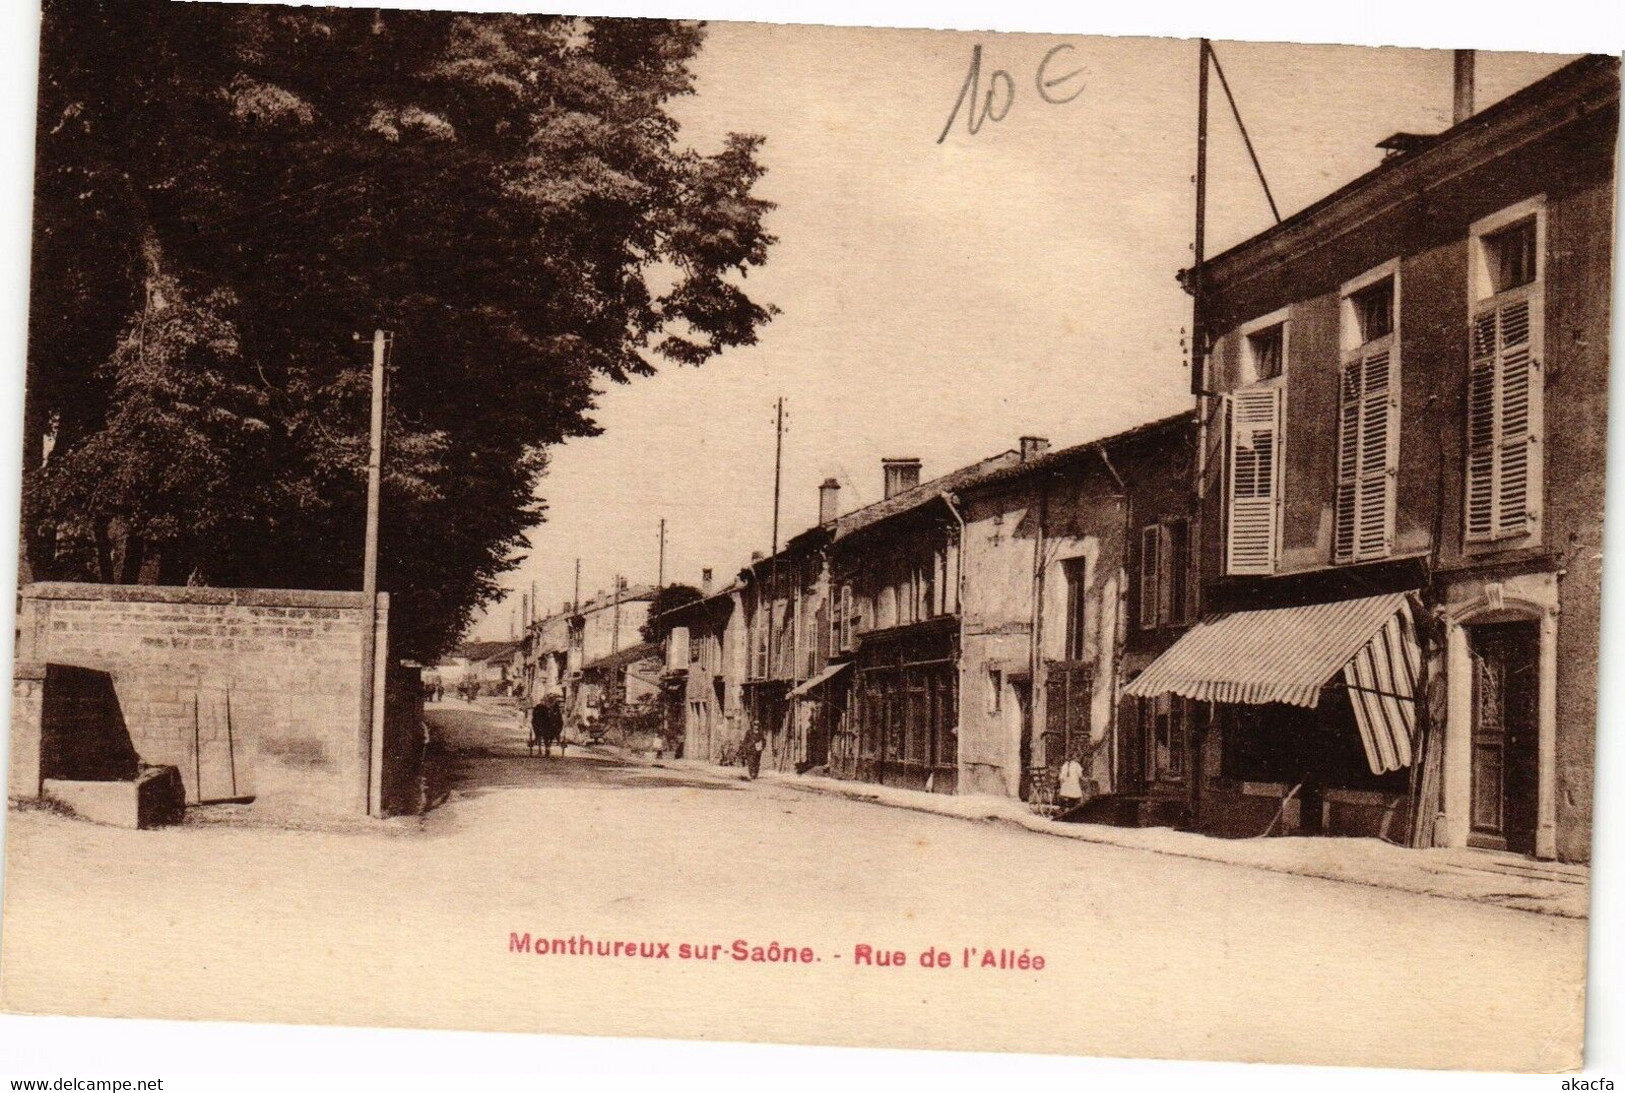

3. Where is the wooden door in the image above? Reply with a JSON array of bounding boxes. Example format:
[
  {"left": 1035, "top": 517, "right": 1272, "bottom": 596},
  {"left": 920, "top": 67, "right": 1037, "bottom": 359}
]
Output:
[{"left": 1469, "top": 623, "right": 1538, "bottom": 853}]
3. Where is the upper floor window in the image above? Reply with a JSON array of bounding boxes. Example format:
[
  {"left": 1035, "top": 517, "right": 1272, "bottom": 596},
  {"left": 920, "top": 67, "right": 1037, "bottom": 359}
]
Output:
[
  {"left": 1062, "top": 557, "right": 1088, "bottom": 659},
  {"left": 1482, "top": 216, "right": 1538, "bottom": 295},
  {"left": 1139, "top": 519, "right": 1192, "bottom": 628},
  {"left": 1225, "top": 386, "right": 1283, "bottom": 575},
  {"left": 1466, "top": 197, "right": 1545, "bottom": 546},
  {"left": 1241, "top": 324, "right": 1280, "bottom": 383},
  {"left": 1335, "top": 262, "right": 1401, "bottom": 564},
  {"left": 831, "top": 584, "right": 857, "bottom": 654}
]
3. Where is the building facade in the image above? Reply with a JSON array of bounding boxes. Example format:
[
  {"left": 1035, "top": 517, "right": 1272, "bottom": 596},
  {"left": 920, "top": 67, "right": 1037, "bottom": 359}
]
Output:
[
  {"left": 1127, "top": 55, "right": 1616, "bottom": 862},
  {"left": 659, "top": 577, "right": 747, "bottom": 763},
  {"left": 955, "top": 418, "right": 1196, "bottom": 815}
]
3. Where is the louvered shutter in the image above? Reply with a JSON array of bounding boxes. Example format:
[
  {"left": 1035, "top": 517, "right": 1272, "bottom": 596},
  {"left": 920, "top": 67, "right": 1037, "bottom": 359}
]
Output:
[
  {"left": 1139, "top": 525, "right": 1161, "bottom": 629},
  {"left": 1155, "top": 524, "right": 1174, "bottom": 624},
  {"left": 1226, "top": 386, "right": 1282, "bottom": 574},
  {"left": 1334, "top": 340, "right": 1399, "bottom": 562},
  {"left": 1466, "top": 294, "right": 1542, "bottom": 542}
]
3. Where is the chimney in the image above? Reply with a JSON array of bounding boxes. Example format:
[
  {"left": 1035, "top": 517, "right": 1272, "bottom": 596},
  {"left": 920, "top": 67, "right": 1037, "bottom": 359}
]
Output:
[
  {"left": 882, "top": 458, "right": 921, "bottom": 500},
  {"left": 1453, "top": 50, "right": 1475, "bottom": 125},
  {"left": 819, "top": 478, "right": 841, "bottom": 524},
  {"left": 702, "top": 567, "right": 714, "bottom": 595},
  {"left": 562, "top": 600, "right": 571, "bottom": 614},
  {"left": 1020, "top": 436, "right": 1051, "bottom": 462},
  {"left": 751, "top": 551, "right": 764, "bottom": 562}
]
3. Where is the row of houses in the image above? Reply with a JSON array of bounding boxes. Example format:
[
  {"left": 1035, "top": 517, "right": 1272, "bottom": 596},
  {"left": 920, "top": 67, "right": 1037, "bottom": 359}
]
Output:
[
  {"left": 526, "top": 55, "right": 1615, "bottom": 864},
  {"left": 522, "top": 583, "right": 663, "bottom": 734}
]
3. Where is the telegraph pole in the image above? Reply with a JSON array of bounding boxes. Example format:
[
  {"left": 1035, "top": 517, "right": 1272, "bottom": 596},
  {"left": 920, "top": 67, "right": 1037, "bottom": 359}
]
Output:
[
  {"left": 768, "top": 397, "right": 784, "bottom": 679},
  {"left": 658, "top": 518, "right": 666, "bottom": 589},
  {"left": 573, "top": 558, "right": 581, "bottom": 613},
  {"left": 358, "top": 328, "right": 390, "bottom": 816}
]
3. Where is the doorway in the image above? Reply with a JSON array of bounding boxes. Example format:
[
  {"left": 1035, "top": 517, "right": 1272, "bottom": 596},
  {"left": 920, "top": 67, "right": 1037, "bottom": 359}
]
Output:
[
  {"left": 1013, "top": 679, "right": 1034, "bottom": 801},
  {"left": 1468, "top": 622, "right": 1539, "bottom": 854}
]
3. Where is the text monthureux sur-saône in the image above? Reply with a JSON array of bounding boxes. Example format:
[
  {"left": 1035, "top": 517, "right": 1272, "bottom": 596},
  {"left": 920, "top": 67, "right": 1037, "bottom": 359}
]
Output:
[{"left": 507, "top": 934, "right": 1046, "bottom": 971}]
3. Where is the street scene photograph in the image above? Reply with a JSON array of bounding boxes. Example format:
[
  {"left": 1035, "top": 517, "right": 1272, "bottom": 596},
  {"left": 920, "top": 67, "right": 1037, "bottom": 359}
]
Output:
[{"left": 0, "top": 0, "right": 1619, "bottom": 1081}]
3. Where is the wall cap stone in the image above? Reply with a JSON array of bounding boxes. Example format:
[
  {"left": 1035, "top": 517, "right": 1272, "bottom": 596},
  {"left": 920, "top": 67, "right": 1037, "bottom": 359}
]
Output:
[{"left": 23, "top": 582, "right": 387, "bottom": 611}]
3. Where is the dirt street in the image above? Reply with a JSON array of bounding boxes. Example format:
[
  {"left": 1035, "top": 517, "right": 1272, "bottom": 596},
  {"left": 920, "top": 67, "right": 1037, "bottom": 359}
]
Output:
[{"left": 0, "top": 701, "right": 1588, "bottom": 1070}]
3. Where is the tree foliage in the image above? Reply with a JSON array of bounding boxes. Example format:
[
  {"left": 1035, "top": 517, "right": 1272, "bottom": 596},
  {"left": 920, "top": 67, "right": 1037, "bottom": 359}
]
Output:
[
  {"left": 24, "top": 1, "right": 775, "bottom": 660},
  {"left": 641, "top": 582, "right": 703, "bottom": 643}
]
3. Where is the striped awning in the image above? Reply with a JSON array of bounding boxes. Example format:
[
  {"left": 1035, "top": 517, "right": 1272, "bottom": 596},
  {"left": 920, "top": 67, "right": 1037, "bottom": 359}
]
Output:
[
  {"left": 789, "top": 660, "right": 851, "bottom": 699},
  {"left": 1123, "top": 592, "right": 1421, "bottom": 774}
]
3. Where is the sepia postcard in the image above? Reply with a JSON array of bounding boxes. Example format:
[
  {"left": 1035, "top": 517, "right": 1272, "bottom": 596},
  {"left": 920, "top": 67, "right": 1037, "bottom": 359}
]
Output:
[{"left": 0, "top": 0, "right": 1619, "bottom": 1077}]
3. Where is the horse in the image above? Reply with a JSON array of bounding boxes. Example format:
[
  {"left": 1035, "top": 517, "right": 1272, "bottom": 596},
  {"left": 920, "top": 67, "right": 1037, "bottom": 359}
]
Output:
[{"left": 530, "top": 702, "right": 565, "bottom": 758}]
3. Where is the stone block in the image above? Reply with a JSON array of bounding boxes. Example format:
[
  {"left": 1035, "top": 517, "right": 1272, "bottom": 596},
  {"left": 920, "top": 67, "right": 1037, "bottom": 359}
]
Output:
[{"left": 42, "top": 765, "right": 185, "bottom": 829}]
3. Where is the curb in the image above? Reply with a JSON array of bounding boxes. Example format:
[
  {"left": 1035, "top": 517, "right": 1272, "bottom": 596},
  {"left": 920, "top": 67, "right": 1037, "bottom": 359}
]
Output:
[{"left": 622, "top": 748, "right": 1586, "bottom": 921}]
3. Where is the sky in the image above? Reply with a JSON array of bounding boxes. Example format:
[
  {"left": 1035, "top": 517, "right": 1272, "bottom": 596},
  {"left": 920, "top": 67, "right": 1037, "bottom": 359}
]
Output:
[{"left": 472, "top": 23, "right": 1575, "bottom": 637}]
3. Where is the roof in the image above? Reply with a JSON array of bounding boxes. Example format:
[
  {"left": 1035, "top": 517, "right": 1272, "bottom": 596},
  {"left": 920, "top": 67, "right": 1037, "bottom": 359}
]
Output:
[
  {"left": 572, "top": 584, "right": 658, "bottom": 616},
  {"left": 833, "top": 449, "right": 1022, "bottom": 541},
  {"left": 581, "top": 640, "right": 661, "bottom": 674},
  {"left": 455, "top": 639, "right": 522, "bottom": 663},
  {"left": 962, "top": 412, "right": 1193, "bottom": 494},
  {"left": 1123, "top": 592, "right": 1413, "bottom": 709},
  {"left": 1182, "top": 54, "right": 1618, "bottom": 291}
]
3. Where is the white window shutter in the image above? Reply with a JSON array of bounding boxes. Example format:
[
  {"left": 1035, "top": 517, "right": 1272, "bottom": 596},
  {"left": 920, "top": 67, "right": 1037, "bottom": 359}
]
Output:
[
  {"left": 1466, "top": 293, "right": 1543, "bottom": 542},
  {"left": 1335, "top": 339, "right": 1399, "bottom": 563},
  {"left": 1139, "top": 525, "right": 1160, "bottom": 628},
  {"left": 1227, "top": 387, "right": 1282, "bottom": 574},
  {"left": 1465, "top": 311, "right": 1499, "bottom": 541}
]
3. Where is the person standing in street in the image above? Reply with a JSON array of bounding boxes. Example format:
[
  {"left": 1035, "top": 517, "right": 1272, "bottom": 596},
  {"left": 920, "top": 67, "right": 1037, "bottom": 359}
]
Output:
[
  {"left": 744, "top": 725, "right": 765, "bottom": 780},
  {"left": 1056, "top": 752, "right": 1087, "bottom": 815}
]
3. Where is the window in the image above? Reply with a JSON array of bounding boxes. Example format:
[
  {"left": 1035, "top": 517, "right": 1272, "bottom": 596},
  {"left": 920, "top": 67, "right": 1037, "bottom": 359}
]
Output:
[
  {"left": 1335, "top": 263, "right": 1401, "bottom": 564},
  {"left": 1140, "top": 519, "right": 1192, "bottom": 628},
  {"left": 1152, "top": 695, "right": 1186, "bottom": 780},
  {"left": 1139, "top": 525, "right": 1161, "bottom": 630},
  {"left": 1226, "top": 385, "right": 1283, "bottom": 575},
  {"left": 1466, "top": 198, "right": 1545, "bottom": 545},
  {"left": 1483, "top": 217, "right": 1537, "bottom": 295},
  {"left": 1245, "top": 322, "right": 1285, "bottom": 383},
  {"left": 988, "top": 668, "right": 1003, "bottom": 714},
  {"left": 831, "top": 584, "right": 858, "bottom": 653},
  {"left": 1062, "top": 558, "right": 1088, "bottom": 659},
  {"left": 1166, "top": 519, "right": 1191, "bottom": 625},
  {"left": 1349, "top": 277, "right": 1395, "bottom": 343}
]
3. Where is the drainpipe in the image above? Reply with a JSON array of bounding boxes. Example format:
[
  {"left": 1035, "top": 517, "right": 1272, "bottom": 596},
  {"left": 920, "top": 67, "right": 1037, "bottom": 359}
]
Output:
[
  {"left": 1029, "top": 480, "right": 1048, "bottom": 776},
  {"left": 1097, "top": 444, "right": 1130, "bottom": 794},
  {"left": 940, "top": 491, "right": 968, "bottom": 790}
]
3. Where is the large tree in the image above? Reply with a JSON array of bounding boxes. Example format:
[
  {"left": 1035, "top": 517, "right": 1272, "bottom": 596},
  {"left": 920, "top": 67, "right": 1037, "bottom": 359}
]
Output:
[{"left": 23, "top": 1, "right": 774, "bottom": 660}]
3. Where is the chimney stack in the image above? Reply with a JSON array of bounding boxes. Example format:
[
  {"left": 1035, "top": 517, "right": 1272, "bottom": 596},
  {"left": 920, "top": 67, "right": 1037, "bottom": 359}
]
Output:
[
  {"left": 702, "top": 567, "right": 714, "bottom": 595},
  {"left": 1453, "top": 50, "right": 1475, "bottom": 125},
  {"left": 819, "top": 478, "right": 841, "bottom": 525},
  {"left": 882, "top": 458, "right": 922, "bottom": 500},
  {"left": 1020, "top": 436, "right": 1051, "bottom": 462},
  {"left": 562, "top": 600, "right": 571, "bottom": 614}
]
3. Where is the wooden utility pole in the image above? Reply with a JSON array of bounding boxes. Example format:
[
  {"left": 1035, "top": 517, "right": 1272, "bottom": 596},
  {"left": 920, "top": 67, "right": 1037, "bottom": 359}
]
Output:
[
  {"left": 768, "top": 398, "right": 784, "bottom": 679},
  {"left": 358, "top": 328, "right": 390, "bottom": 816},
  {"left": 658, "top": 518, "right": 666, "bottom": 589},
  {"left": 573, "top": 558, "right": 581, "bottom": 613},
  {"left": 771, "top": 398, "right": 784, "bottom": 557},
  {"left": 1190, "top": 40, "right": 1209, "bottom": 397}
]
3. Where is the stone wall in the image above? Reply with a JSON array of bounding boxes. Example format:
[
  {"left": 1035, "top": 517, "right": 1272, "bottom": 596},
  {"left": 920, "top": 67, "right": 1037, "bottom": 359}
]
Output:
[{"left": 14, "top": 582, "right": 410, "bottom": 817}]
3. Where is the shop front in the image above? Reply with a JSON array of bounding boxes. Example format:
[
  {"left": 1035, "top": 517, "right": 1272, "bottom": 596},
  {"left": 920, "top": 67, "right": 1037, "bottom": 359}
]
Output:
[
  {"left": 1124, "top": 592, "right": 1425, "bottom": 842},
  {"left": 849, "top": 617, "right": 959, "bottom": 793}
]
